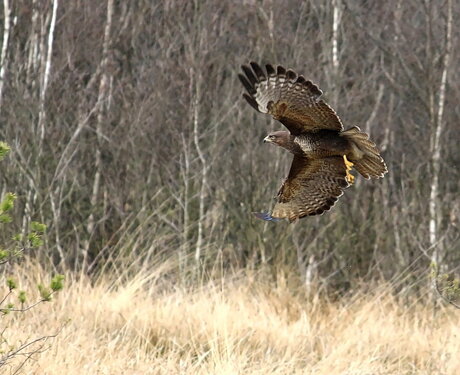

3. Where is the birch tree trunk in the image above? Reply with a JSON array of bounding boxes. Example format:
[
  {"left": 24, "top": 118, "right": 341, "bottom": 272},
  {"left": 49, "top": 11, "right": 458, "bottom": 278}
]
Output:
[
  {"left": 0, "top": 0, "right": 11, "bottom": 110},
  {"left": 331, "top": 0, "right": 340, "bottom": 73},
  {"left": 190, "top": 48, "right": 209, "bottom": 267},
  {"left": 83, "top": 0, "right": 114, "bottom": 270},
  {"left": 329, "top": 0, "right": 341, "bottom": 104},
  {"left": 27, "top": 0, "right": 40, "bottom": 84},
  {"left": 429, "top": 0, "right": 452, "bottom": 268},
  {"left": 38, "top": 0, "right": 58, "bottom": 151},
  {"left": 303, "top": 0, "right": 343, "bottom": 290},
  {"left": 192, "top": 74, "right": 207, "bottom": 265}
]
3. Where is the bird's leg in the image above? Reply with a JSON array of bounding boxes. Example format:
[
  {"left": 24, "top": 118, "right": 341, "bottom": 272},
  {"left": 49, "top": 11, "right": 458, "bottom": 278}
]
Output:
[{"left": 343, "top": 155, "right": 355, "bottom": 184}]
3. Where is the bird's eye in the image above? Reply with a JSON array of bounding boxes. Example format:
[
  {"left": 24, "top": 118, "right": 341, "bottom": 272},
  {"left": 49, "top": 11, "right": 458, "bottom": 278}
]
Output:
[{"left": 269, "top": 135, "right": 275, "bottom": 139}]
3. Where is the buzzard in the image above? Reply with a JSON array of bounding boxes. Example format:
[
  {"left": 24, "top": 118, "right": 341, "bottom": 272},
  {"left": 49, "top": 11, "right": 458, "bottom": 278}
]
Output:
[{"left": 238, "top": 62, "right": 387, "bottom": 222}]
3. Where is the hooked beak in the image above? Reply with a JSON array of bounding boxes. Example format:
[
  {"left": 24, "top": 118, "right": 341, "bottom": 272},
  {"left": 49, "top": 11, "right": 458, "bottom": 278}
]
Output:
[{"left": 263, "top": 136, "right": 271, "bottom": 143}]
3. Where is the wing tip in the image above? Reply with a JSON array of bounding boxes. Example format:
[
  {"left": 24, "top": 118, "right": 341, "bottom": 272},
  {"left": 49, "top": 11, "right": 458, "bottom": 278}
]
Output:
[
  {"left": 252, "top": 212, "right": 283, "bottom": 222},
  {"left": 265, "top": 63, "right": 275, "bottom": 76},
  {"left": 238, "top": 73, "right": 256, "bottom": 95},
  {"left": 306, "top": 80, "right": 323, "bottom": 97},
  {"left": 242, "top": 93, "right": 260, "bottom": 111},
  {"left": 286, "top": 69, "right": 297, "bottom": 80},
  {"left": 276, "top": 65, "right": 286, "bottom": 75},
  {"left": 249, "top": 62, "right": 266, "bottom": 80},
  {"left": 241, "top": 64, "right": 258, "bottom": 85}
]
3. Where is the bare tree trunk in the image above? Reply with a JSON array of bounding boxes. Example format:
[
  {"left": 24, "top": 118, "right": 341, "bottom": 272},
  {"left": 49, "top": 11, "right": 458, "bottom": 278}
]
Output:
[
  {"left": 38, "top": 0, "right": 58, "bottom": 150},
  {"left": 364, "top": 83, "right": 384, "bottom": 135},
  {"left": 191, "top": 68, "right": 208, "bottom": 266},
  {"left": 429, "top": 0, "right": 452, "bottom": 267},
  {"left": 50, "top": 186, "right": 65, "bottom": 263},
  {"left": 329, "top": 0, "right": 341, "bottom": 104},
  {"left": 27, "top": 0, "right": 40, "bottom": 84},
  {"left": 19, "top": 1, "right": 58, "bottom": 239},
  {"left": 0, "top": 0, "right": 11, "bottom": 110},
  {"left": 84, "top": 0, "right": 114, "bottom": 270},
  {"left": 331, "top": 0, "right": 340, "bottom": 72},
  {"left": 179, "top": 134, "right": 191, "bottom": 273}
]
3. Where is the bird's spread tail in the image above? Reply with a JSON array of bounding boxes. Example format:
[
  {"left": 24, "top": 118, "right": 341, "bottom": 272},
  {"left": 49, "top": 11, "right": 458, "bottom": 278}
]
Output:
[{"left": 341, "top": 126, "right": 387, "bottom": 179}]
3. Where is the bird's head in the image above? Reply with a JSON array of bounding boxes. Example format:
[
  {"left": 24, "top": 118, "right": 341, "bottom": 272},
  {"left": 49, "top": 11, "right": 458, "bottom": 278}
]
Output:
[{"left": 263, "top": 131, "right": 291, "bottom": 146}]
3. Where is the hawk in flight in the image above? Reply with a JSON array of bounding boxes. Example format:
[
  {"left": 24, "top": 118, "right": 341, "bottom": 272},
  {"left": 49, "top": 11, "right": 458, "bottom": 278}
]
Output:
[{"left": 238, "top": 62, "right": 387, "bottom": 222}]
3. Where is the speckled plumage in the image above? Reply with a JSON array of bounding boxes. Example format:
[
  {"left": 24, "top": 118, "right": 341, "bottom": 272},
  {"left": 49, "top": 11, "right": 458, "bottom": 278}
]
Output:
[{"left": 239, "top": 62, "right": 387, "bottom": 222}]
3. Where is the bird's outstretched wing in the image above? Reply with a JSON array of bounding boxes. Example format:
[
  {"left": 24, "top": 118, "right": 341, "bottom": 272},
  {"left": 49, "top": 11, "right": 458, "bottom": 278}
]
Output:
[
  {"left": 238, "top": 62, "right": 343, "bottom": 135},
  {"left": 256, "top": 155, "right": 349, "bottom": 222}
]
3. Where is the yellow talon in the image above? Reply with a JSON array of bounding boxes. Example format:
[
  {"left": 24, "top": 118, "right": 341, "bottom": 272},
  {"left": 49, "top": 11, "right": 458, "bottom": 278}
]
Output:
[{"left": 343, "top": 155, "right": 355, "bottom": 184}]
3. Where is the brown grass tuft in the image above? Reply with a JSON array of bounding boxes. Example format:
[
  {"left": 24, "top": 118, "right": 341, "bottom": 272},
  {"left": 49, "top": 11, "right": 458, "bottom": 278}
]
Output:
[{"left": 4, "top": 262, "right": 460, "bottom": 374}]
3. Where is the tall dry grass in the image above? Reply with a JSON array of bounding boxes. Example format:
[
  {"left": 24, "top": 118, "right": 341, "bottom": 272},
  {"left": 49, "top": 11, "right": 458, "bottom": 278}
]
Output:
[{"left": 3, "top": 260, "right": 460, "bottom": 375}]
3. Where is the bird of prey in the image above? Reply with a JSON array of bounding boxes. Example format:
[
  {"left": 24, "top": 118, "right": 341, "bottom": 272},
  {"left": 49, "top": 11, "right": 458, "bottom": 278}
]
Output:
[{"left": 238, "top": 62, "right": 387, "bottom": 222}]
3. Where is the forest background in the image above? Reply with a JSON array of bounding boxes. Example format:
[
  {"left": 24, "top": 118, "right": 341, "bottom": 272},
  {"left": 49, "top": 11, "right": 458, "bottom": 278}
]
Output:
[{"left": 0, "top": 1, "right": 459, "bottom": 374}]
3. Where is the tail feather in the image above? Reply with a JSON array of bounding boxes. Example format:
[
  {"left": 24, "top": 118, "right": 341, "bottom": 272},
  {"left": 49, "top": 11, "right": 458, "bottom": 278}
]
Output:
[
  {"left": 355, "top": 155, "right": 387, "bottom": 179},
  {"left": 341, "top": 126, "right": 387, "bottom": 179}
]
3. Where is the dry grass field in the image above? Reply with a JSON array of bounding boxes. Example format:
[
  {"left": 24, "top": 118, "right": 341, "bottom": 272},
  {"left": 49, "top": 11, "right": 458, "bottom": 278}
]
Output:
[{"left": 4, "top": 261, "right": 460, "bottom": 375}]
